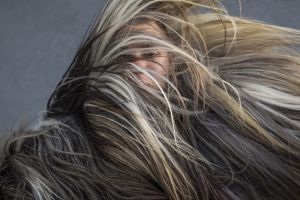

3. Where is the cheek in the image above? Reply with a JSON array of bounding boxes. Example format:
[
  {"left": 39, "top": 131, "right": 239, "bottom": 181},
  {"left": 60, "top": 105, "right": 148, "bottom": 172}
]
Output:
[{"left": 154, "top": 56, "right": 170, "bottom": 74}]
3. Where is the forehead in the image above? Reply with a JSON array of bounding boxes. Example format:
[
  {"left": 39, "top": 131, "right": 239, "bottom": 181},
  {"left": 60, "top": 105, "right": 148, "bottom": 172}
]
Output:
[
  {"left": 131, "top": 21, "right": 165, "bottom": 35},
  {"left": 119, "top": 21, "right": 166, "bottom": 38}
]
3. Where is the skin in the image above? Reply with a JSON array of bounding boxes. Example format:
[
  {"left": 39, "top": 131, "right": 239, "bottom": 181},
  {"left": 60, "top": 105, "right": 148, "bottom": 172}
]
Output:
[{"left": 121, "top": 21, "right": 171, "bottom": 88}]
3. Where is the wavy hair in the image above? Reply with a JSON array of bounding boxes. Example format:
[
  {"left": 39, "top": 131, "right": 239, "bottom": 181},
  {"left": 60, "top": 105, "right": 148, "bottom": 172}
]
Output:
[{"left": 1, "top": 0, "right": 300, "bottom": 199}]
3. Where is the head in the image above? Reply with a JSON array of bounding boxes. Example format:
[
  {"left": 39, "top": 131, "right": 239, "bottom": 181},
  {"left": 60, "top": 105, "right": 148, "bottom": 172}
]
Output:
[{"left": 114, "top": 20, "right": 171, "bottom": 88}]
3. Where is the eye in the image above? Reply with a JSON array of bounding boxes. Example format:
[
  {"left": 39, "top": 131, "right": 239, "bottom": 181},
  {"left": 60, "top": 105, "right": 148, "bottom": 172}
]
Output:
[{"left": 143, "top": 51, "right": 160, "bottom": 58}]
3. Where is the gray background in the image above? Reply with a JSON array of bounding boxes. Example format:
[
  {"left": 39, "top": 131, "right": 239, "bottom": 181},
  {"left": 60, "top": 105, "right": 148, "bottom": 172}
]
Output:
[{"left": 0, "top": 0, "right": 300, "bottom": 135}]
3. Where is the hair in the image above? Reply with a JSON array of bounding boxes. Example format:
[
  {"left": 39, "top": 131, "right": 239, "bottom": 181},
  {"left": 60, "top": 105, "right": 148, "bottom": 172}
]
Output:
[{"left": 1, "top": 0, "right": 300, "bottom": 199}]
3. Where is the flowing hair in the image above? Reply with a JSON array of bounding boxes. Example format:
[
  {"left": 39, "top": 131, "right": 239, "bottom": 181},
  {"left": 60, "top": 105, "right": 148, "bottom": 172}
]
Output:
[{"left": 1, "top": 0, "right": 300, "bottom": 199}]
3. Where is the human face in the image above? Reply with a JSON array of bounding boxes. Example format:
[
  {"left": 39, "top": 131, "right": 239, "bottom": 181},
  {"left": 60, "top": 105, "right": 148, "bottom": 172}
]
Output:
[{"left": 121, "top": 21, "right": 170, "bottom": 88}]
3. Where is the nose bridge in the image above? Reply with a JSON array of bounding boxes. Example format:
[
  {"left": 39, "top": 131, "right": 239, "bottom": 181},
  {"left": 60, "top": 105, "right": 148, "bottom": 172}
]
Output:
[
  {"left": 131, "top": 49, "right": 148, "bottom": 68},
  {"left": 133, "top": 59, "right": 148, "bottom": 68}
]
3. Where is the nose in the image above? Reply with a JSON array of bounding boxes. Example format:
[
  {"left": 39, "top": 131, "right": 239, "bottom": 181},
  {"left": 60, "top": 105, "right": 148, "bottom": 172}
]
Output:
[
  {"left": 132, "top": 59, "right": 148, "bottom": 69},
  {"left": 130, "top": 50, "right": 149, "bottom": 70}
]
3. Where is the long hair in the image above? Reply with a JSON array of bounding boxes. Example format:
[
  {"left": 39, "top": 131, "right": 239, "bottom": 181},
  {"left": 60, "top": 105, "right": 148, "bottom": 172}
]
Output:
[{"left": 1, "top": 0, "right": 300, "bottom": 199}]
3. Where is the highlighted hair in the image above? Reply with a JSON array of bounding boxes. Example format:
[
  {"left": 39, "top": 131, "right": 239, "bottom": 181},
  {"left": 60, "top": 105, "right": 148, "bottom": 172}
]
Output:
[{"left": 1, "top": 0, "right": 300, "bottom": 199}]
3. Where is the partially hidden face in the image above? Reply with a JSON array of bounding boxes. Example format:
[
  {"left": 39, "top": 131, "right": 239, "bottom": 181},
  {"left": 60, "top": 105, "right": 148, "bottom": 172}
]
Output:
[{"left": 117, "top": 21, "right": 171, "bottom": 88}]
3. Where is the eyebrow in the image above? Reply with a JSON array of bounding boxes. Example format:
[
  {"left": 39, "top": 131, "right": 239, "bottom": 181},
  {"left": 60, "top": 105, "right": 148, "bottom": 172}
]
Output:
[
  {"left": 127, "top": 34, "right": 169, "bottom": 47},
  {"left": 118, "top": 44, "right": 165, "bottom": 58}
]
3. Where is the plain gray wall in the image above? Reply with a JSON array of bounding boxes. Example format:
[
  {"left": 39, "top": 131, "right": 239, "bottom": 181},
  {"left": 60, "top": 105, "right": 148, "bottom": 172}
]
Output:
[{"left": 0, "top": 0, "right": 300, "bottom": 135}]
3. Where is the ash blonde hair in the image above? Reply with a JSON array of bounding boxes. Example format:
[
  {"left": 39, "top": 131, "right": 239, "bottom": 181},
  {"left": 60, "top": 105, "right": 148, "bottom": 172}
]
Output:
[{"left": 1, "top": 0, "right": 300, "bottom": 199}]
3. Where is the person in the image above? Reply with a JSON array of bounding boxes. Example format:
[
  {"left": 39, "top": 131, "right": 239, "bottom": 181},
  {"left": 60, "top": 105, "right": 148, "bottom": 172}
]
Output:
[{"left": 1, "top": 0, "right": 300, "bottom": 199}]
